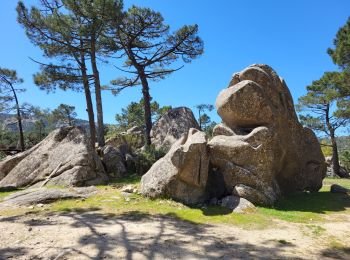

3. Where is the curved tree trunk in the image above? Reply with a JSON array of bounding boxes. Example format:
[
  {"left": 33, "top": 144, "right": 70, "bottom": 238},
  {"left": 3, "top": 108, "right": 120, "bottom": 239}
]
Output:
[
  {"left": 9, "top": 83, "right": 25, "bottom": 151},
  {"left": 90, "top": 37, "right": 105, "bottom": 148}
]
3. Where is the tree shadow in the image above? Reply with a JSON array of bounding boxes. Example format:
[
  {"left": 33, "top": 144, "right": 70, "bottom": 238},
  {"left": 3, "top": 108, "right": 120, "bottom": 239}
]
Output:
[
  {"left": 273, "top": 191, "right": 350, "bottom": 213},
  {"left": 0, "top": 210, "right": 307, "bottom": 259},
  {"left": 321, "top": 246, "right": 350, "bottom": 260},
  {"left": 0, "top": 247, "right": 28, "bottom": 260}
]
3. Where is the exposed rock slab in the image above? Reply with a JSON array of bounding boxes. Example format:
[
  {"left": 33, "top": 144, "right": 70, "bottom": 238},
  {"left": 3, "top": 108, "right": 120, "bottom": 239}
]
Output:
[
  {"left": 1, "top": 187, "right": 98, "bottom": 206},
  {"left": 0, "top": 127, "right": 108, "bottom": 188},
  {"left": 141, "top": 128, "right": 209, "bottom": 204},
  {"left": 151, "top": 107, "right": 199, "bottom": 151}
]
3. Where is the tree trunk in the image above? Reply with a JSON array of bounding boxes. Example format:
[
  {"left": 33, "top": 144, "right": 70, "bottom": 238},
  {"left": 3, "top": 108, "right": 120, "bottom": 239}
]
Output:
[
  {"left": 90, "top": 36, "right": 105, "bottom": 147},
  {"left": 198, "top": 109, "right": 202, "bottom": 130},
  {"left": 325, "top": 104, "right": 341, "bottom": 177},
  {"left": 330, "top": 131, "right": 342, "bottom": 177},
  {"left": 80, "top": 50, "right": 96, "bottom": 150},
  {"left": 9, "top": 83, "right": 25, "bottom": 151},
  {"left": 140, "top": 73, "right": 152, "bottom": 146}
]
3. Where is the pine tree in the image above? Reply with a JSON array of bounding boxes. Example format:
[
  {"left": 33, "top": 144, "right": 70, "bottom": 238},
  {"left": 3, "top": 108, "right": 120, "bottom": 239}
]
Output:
[
  {"left": 111, "top": 6, "right": 204, "bottom": 146},
  {"left": 0, "top": 68, "right": 25, "bottom": 151}
]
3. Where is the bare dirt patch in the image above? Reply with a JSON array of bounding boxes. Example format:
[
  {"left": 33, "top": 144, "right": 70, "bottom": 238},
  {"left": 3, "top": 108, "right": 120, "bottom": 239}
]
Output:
[{"left": 0, "top": 210, "right": 349, "bottom": 260}]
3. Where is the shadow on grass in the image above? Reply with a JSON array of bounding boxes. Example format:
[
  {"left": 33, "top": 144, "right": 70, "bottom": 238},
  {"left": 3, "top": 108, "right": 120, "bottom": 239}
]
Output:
[
  {"left": 274, "top": 191, "right": 350, "bottom": 213},
  {"left": 200, "top": 205, "right": 233, "bottom": 216}
]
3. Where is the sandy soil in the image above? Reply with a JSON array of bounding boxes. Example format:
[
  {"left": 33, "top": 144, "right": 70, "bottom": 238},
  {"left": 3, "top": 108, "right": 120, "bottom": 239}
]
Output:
[{"left": 0, "top": 210, "right": 349, "bottom": 260}]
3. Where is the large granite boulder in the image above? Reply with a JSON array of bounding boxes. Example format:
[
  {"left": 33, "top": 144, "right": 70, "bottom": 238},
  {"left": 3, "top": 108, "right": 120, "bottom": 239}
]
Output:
[
  {"left": 141, "top": 128, "right": 209, "bottom": 204},
  {"left": 0, "top": 127, "right": 108, "bottom": 188},
  {"left": 209, "top": 64, "right": 326, "bottom": 205},
  {"left": 151, "top": 107, "right": 199, "bottom": 151},
  {"left": 141, "top": 64, "right": 326, "bottom": 207}
]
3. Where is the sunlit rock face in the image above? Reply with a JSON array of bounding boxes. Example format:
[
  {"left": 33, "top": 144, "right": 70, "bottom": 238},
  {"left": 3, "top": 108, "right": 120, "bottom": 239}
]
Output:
[
  {"left": 141, "top": 64, "right": 326, "bottom": 207},
  {"left": 209, "top": 64, "right": 326, "bottom": 205},
  {"left": 151, "top": 107, "right": 199, "bottom": 152},
  {"left": 0, "top": 127, "right": 108, "bottom": 188}
]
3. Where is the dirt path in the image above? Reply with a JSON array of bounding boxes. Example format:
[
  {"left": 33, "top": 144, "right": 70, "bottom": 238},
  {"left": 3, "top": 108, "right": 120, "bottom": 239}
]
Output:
[{"left": 0, "top": 210, "right": 349, "bottom": 260}]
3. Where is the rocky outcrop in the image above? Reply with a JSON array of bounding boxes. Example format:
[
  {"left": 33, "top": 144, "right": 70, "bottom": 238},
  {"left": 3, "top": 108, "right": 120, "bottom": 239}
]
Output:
[
  {"left": 1, "top": 187, "right": 98, "bottom": 206},
  {"left": 151, "top": 107, "right": 199, "bottom": 151},
  {"left": 141, "top": 128, "right": 209, "bottom": 204},
  {"left": 209, "top": 64, "right": 326, "bottom": 205},
  {"left": 0, "top": 127, "right": 108, "bottom": 188},
  {"left": 141, "top": 64, "right": 326, "bottom": 207}
]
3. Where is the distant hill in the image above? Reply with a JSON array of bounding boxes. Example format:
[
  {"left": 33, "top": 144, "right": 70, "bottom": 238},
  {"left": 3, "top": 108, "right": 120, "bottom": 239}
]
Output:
[
  {"left": 0, "top": 113, "right": 90, "bottom": 132},
  {"left": 320, "top": 136, "right": 350, "bottom": 153}
]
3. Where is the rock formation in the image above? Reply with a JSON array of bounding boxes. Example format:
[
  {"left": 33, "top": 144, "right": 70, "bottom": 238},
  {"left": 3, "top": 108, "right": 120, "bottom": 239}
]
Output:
[
  {"left": 141, "top": 64, "right": 326, "bottom": 207},
  {"left": 0, "top": 127, "right": 108, "bottom": 188},
  {"left": 102, "top": 145, "right": 127, "bottom": 178},
  {"left": 141, "top": 128, "right": 209, "bottom": 204},
  {"left": 1, "top": 187, "right": 98, "bottom": 206},
  {"left": 151, "top": 107, "right": 199, "bottom": 151}
]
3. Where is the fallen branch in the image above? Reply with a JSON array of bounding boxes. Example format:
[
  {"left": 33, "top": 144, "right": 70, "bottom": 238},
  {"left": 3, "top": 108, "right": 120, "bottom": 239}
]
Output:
[{"left": 40, "top": 162, "right": 62, "bottom": 187}]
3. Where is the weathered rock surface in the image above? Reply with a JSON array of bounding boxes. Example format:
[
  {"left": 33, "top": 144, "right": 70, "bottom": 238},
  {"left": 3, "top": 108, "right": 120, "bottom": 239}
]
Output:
[
  {"left": 151, "top": 107, "right": 199, "bottom": 151},
  {"left": 0, "top": 127, "right": 108, "bottom": 188},
  {"left": 1, "top": 187, "right": 98, "bottom": 206},
  {"left": 220, "top": 195, "right": 255, "bottom": 213},
  {"left": 102, "top": 145, "right": 126, "bottom": 178},
  {"left": 141, "top": 128, "right": 209, "bottom": 204},
  {"left": 141, "top": 64, "right": 326, "bottom": 207},
  {"left": 209, "top": 64, "right": 326, "bottom": 205}
]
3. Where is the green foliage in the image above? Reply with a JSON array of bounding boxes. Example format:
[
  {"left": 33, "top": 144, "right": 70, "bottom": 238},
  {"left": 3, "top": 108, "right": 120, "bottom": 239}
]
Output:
[
  {"left": 112, "top": 5, "right": 204, "bottom": 88},
  {"left": 328, "top": 17, "right": 350, "bottom": 69},
  {"left": 134, "top": 146, "right": 167, "bottom": 174},
  {"left": 0, "top": 151, "right": 5, "bottom": 160},
  {"left": 52, "top": 104, "right": 77, "bottom": 126},
  {"left": 1, "top": 178, "right": 349, "bottom": 230},
  {"left": 340, "top": 150, "right": 350, "bottom": 171},
  {"left": 115, "top": 98, "right": 172, "bottom": 131},
  {"left": 195, "top": 104, "right": 214, "bottom": 130}
]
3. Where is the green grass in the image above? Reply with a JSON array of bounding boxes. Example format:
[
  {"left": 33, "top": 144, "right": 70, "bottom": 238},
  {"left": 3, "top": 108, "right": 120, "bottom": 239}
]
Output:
[
  {"left": 0, "top": 177, "right": 349, "bottom": 229},
  {"left": 257, "top": 178, "right": 350, "bottom": 222}
]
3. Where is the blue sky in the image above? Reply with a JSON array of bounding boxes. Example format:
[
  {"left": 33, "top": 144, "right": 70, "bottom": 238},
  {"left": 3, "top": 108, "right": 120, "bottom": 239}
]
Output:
[{"left": 0, "top": 0, "right": 349, "bottom": 124}]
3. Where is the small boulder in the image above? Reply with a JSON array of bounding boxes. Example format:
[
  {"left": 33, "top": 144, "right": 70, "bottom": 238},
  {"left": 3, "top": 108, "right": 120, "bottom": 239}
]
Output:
[
  {"left": 151, "top": 107, "right": 200, "bottom": 152},
  {"left": 220, "top": 195, "right": 255, "bottom": 213}
]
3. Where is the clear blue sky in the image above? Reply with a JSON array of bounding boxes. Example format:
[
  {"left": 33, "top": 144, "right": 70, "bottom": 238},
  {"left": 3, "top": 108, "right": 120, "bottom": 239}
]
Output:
[{"left": 0, "top": 0, "right": 349, "bottom": 124}]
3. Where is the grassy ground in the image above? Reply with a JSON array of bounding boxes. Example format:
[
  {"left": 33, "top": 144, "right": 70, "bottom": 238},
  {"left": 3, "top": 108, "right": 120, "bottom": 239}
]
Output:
[{"left": 0, "top": 177, "right": 349, "bottom": 229}]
